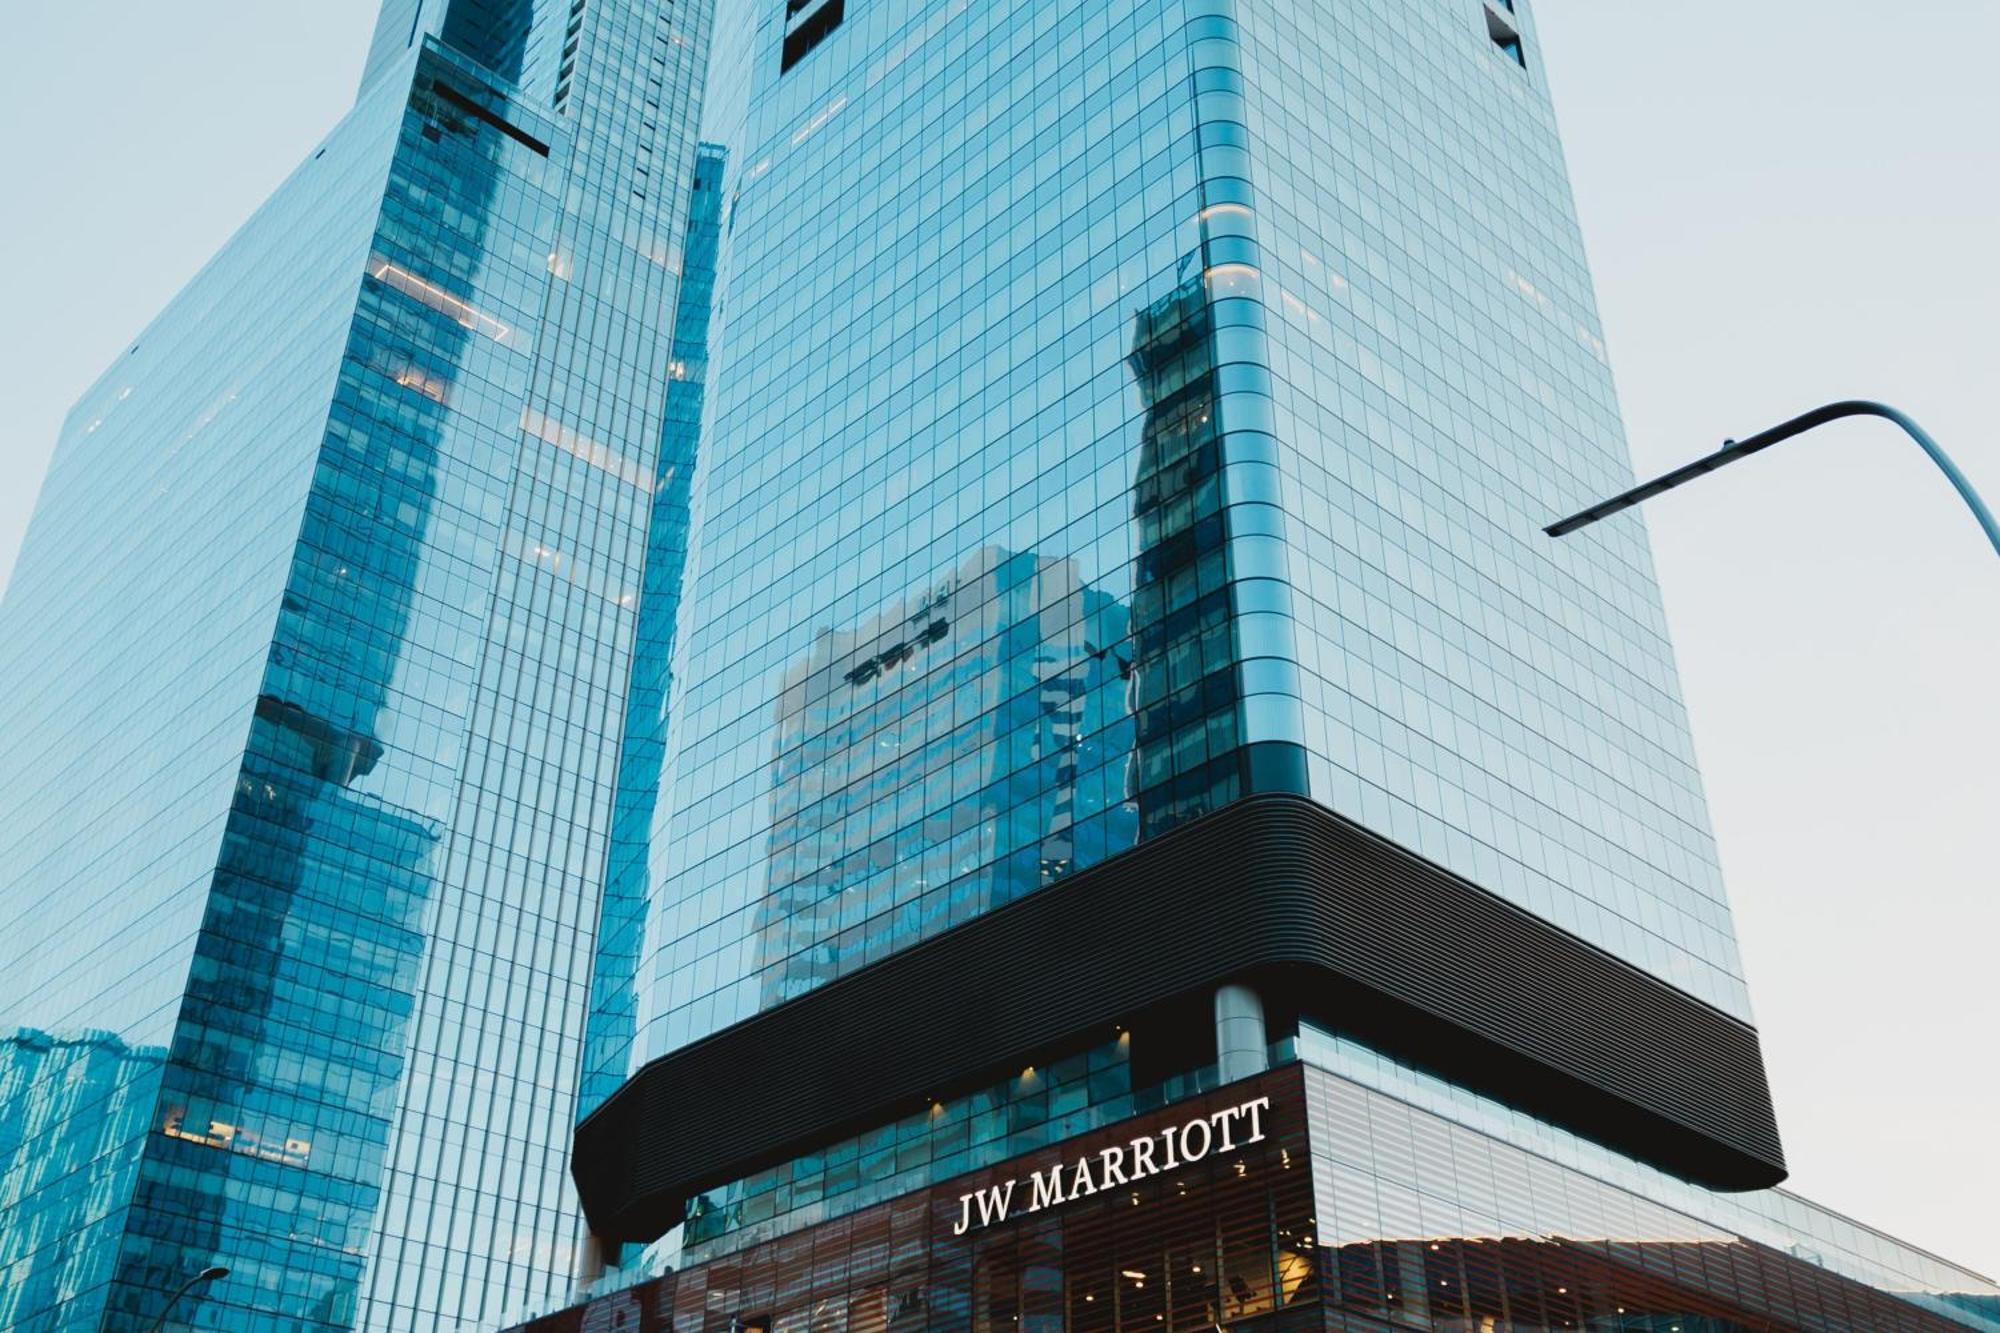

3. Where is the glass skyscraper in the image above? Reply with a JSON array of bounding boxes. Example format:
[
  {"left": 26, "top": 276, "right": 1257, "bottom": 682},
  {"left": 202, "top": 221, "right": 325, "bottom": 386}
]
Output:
[
  {"left": 6, "top": 1, "right": 1996, "bottom": 1332},
  {"left": 0, "top": 1, "right": 713, "bottom": 1327},
  {"left": 589, "top": 0, "right": 1745, "bottom": 1115},
  {"left": 588, "top": 0, "right": 1743, "bottom": 1170},
  {"left": 558, "top": 0, "right": 1997, "bottom": 1328}
]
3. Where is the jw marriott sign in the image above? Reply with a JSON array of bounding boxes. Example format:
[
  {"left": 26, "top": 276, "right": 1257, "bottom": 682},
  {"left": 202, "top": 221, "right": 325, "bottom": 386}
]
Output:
[{"left": 951, "top": 1094, "right": 1274, "bottom": 1236}]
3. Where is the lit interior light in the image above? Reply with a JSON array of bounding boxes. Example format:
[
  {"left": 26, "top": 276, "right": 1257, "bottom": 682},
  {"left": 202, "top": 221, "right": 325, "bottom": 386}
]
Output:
[
  {"left": 791, "top": 95, "right": 848, "bottom": 146},
  {"left": 1203, "top": 262, "right": 1262, "bottom": 296},
  {"left": 368, "top": 256, "right": 515, "bottom": 344},
  {"left": 521, "top": 407, "right": 652, "bottom": 493},
  {"left": 393, "top": 365, "right": 450, "bottom": 402}
]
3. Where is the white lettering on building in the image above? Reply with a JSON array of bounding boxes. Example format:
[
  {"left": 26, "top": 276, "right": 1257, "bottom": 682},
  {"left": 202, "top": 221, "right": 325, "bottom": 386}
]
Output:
[{"left": 951, "top": 1095, "right": 1272, "bottom": 1236}]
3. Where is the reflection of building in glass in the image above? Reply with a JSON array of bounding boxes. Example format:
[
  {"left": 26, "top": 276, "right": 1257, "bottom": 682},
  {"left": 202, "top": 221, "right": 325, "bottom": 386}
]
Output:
[
  {"left": 0, "top": 0, "right": 714, "bottom": 1326},
  {"left": 758, "top": 548, "right": 1132, "bottom": 1007},
  {"left": 140, "top": 744, "right": 441, "bottom": 1327},
  {"left": 1124, "top": 275, "right": 1236, "bottom": 836},
  {"left": 0, "top": 1030, "right": 166, "bottom": 1329}
]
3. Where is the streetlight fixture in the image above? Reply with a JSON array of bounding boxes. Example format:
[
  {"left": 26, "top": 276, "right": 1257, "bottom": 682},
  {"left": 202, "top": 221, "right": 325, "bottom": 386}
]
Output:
[
  {"left": 147, "top": 1265, "right": 229, "bottom": 1333},
  {"left": 1544, "top": 399, "right": 2000, "bottom": 557}
]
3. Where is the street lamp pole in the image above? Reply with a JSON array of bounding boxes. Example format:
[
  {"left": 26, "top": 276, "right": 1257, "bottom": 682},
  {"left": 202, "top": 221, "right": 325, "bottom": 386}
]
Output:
[
  {"left": 1544, "top": 399, "right": 2000, "bottom": 558},
  {"left": 146, "top": 1265, "right": 229, "bottom": 1333}
]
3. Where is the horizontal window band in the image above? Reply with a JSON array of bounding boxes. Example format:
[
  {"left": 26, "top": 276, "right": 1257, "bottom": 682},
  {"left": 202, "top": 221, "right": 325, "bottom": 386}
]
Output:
[{"left": 573, "top": 792, "right": 1784, "bottom": 1243}]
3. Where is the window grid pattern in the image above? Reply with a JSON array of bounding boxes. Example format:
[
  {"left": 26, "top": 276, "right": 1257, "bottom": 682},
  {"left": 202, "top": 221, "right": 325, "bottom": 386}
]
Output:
[
  {"left": 0, "top": 0, "right": 716, "bottom": 1325},
  {"left": 634, "top": 0, "right": 1752, "bottom": 1106},
  {"left": 0, "top": 68, "right": 416, "bottom": 1330},
  {"left": 1298, "top": 1026, "right": 1998, "bottom": 1317},
  {"left": 634, "top": 0, "right": 1287, "bottom": 1076},
  {"left": 1300, "top": 1057, "right": 1999, "bottom": 1329},
  {"left": 355, "top": 0, "right": 716, "bottom": 1323},
  {"left": 1232, "top": 0, "right": 1748, "bottom": 1014}
]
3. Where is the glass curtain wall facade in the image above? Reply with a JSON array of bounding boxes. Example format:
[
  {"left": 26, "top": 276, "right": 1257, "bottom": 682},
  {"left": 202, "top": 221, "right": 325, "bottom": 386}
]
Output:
[
  {"left": 1226, "top": 0, "right": 1747, "bottom": 1015},
  {"left": 0, "top": 0, "right": 714, "bottom": 1328},
  {"left": 569, "top": 0, "right": 1989, "bottom": 1324},
  {"left": 633, "top": 0, "right": 1286, "bottom": 1076},
  {"left": 0, "top": 67, "right": 416, "bottom": 1331},
  {"left": 583, "top": 141, "right": 730, "bottom": 1119},
  {"left": 622, "top": 0, "right": 1737, "bottom": 1130}
]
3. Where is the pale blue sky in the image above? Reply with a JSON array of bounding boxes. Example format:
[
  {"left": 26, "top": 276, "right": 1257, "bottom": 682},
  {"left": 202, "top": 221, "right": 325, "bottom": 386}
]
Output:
[{"left": 2, "top": 0, "right": 1994, "bottom": 1275}]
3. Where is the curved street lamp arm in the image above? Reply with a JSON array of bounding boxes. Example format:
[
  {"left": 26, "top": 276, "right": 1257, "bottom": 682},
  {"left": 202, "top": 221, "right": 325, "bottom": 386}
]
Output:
[
  {"left": 146, "top": 1266, "right": 229, "bottom": 1333},
  {"left": 1543, "top": 399, "right": 2000, "bottom": 558}
]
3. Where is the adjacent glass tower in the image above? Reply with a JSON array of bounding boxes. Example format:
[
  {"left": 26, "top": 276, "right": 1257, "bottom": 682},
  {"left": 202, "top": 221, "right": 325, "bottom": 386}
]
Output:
[{"left": 0, "top": 1, "right": 713, "bottom": 1327}]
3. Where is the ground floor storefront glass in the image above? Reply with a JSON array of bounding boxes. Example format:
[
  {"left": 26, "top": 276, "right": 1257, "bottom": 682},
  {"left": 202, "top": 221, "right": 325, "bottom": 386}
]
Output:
[{"left": 513, "top": 1064, "right": 1997, "bottom": 1333}]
